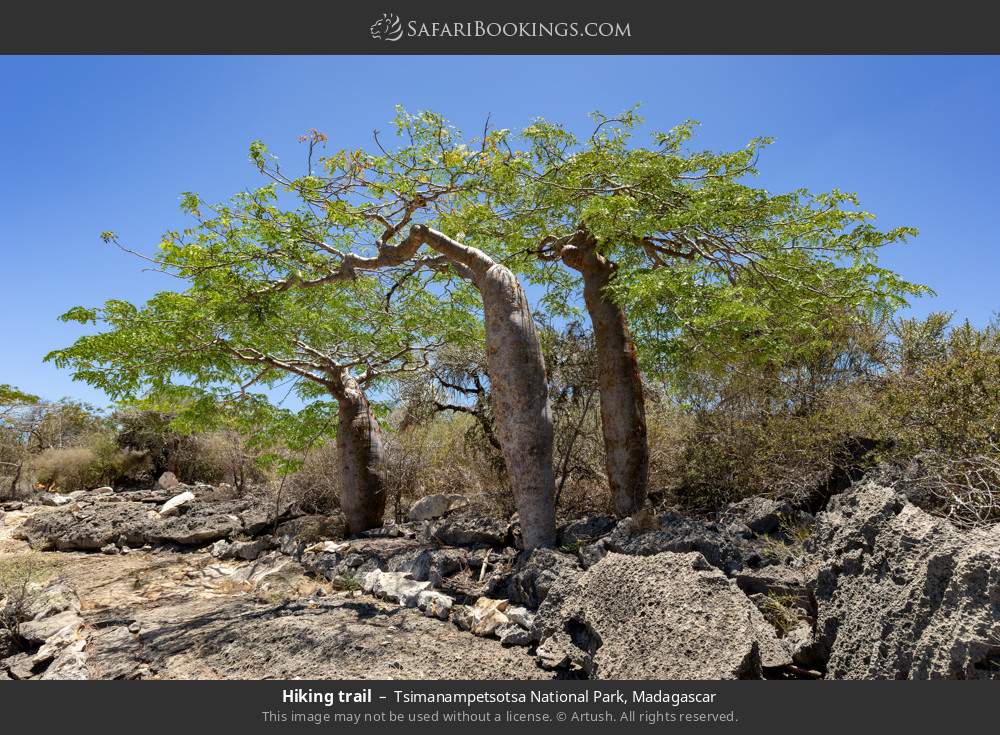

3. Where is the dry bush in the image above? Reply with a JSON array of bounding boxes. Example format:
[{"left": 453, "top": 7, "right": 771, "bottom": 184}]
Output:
[
  {"left": 655, "top": 386, "right": 873, "bottom": 513},
  {"left": 881, "top": 448, "right": 1000, "bottom": 529},
  {"left": 384, "top": 414, "right": 512, "bottom": 520},
  {"left": 30, "top": 432, "right": 147, "bottom": 492},
  {"left": 31, "top": 446, "right": 96, "bottom": 490},
  {"left": 865, "top": 315, "right": 1000, "bottom": 526},
  {"left": 644, "top": 401, "right": 693, "bottom": 506},
  {"left": 173, "top": 431, "right": 265, "bottom": 491},
  {"left": 282, "top": 441, "right": 340, "bottom": 514},
  {"left": 0, "top": 556, "right": 52, "bottom": 651}
]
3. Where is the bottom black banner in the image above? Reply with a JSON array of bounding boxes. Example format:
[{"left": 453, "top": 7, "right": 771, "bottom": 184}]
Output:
[{"left": 1, "top": 680, "right": 994, "bottom": 732}]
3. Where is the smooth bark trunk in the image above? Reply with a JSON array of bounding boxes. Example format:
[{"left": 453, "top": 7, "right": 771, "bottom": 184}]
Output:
[
  {"left": 554, "top": 238, "right": 649, "bottom": 517},
  {"left": 414, "top": 225, "right": 557, "bottom": 548},
  {"left": 332, "top": 371, "right": 387, "bottom": 535}
]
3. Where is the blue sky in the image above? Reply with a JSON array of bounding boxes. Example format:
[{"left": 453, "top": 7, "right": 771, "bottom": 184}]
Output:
[{"left": 1, "top": 55, "right": 998, "bottom": 406}]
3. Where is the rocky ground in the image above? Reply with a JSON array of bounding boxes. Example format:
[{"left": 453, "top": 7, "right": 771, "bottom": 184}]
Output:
[{"left": 1, "top": 476, "right": 998, "bottom": 680}]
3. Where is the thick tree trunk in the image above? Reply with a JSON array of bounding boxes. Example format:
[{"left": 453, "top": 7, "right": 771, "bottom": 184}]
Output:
[
  {"left": 552, "top": 236, "right": 649, "bottom": 517},
  {"left": 414, "top": 225, "right": 557, "bottom": 548},
  {"left": 332, "top": 371, "right": 387, "bottom": 535},
  {"left": 479, "top": 264, "right": 558, "bottom": 548},
  {"left": 580, "top": 259, "right": 649, "bottom": 517}
]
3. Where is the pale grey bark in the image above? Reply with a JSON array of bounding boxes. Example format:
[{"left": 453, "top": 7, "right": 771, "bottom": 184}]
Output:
[{"left": 413, "top": 226, "right": 557, "bottom": 548}]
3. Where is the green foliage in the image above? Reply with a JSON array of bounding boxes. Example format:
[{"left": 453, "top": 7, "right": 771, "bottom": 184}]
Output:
[
  {"left": 468, "top": 108, "right": 928, "bottom": 387},
  {"left": 43, "top": 108, "right": 957, "bottom": 526},
  {"left": 875, "top": 314, "right": 1000, "bottom": 460},
  {"left": 0, "top": 385, "right": 40, "bottom": 407}
]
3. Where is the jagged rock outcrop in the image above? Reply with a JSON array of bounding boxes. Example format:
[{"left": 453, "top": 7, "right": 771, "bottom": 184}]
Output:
[
  {"left": 13, "top": 493, "right": 301, "bottom": 551},
  {"left": 504, "top": 548, "right": 580, "bottom": 609},
  {"left": 722, "top": 496, "right": 795, "bottom": 535},
  {"left": 581, "top": 511, "right": 763, "bottom": 575},
  {"left": 809, "top": 483, "right": 1000, "bottom": 679},
  {"left": 533, "top": 551, "right": 786, "bottom": 679},
  {"left": 210, "top": 536, "right": 276, "bottom": 561},
  {"left": 427, "top": 513, "right": 510, "bottom": 548},
  {"left": 1, "top": 578, "right": 87, "bottom": 680},
  {"left": 556, "top": 514, "right": 616, "bottom": 548}
]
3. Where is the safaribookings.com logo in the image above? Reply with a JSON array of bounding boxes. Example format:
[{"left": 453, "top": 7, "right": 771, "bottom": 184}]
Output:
[
  {"left": 369, "top": 13, "right": 631, "bottom": 42},
  {"left": 370, "top": 13, "right": 404, "bottom": 41}
]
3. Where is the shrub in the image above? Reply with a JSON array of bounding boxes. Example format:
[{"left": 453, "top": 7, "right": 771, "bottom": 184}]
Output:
[
  {"left": 31, "top": 432, "right": 146, "bottom": 492},
  {"left": 383, "top": 414, "right": 510, "bottom": 519},
  {"left": 0, "top": 556, "right": 52, "bottom": 651},
  {"left": 282, "top": 441, "right": 340, "bottom": 514}
]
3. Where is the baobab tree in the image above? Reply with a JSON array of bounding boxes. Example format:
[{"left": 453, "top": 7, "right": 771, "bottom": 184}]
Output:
[
  {"left": 50, "top": 109, "right": 925, "bottom": 545},
  {"left": 48, "top": 254, "right": 469, "bottom": 534},
  {"left": 474, "top": 110, "right": 926, "bottom": 517},
  {"left": 51, "top": 114, "right": 561, "bottom": 547},
  {"left": 184, "top": 116, "right": 561, "bottom": 547}
]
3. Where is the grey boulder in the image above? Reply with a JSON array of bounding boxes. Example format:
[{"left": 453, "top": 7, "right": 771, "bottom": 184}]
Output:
[
  {"left": 810, "top": 483, "right": 1000, "bottom": 679},
  {"left": 534, "top": 551, "right": 784, "bottom": 679}
]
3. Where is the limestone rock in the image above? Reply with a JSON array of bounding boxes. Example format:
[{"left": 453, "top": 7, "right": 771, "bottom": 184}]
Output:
[
  {"left": 14, "top": 495, "right": 300, "bottom": 550},
  {"left": 505, "top": 605, "right": 535, "bottom": 630},
  {"left": 38, "top": 640, "right": 88, "bottom": 680},
  {"left": 362, "top": 570, "right": 432, "bottom": 608},
  {"left": 416, "top": 590, "right": 454, "bottom": 620},
  {"left": 27, "top": 580, "right": 80, "bottom": 621},
  {"left": 467, "top": 597, "right": 510, "bottom": 638},
  {"left": 578, "top": 539, "right": 609, "bottom": 568},
  {"left": 158, "top": 490, "right": 195, "bottom": 517},
  {"left": 722, "top": 496, "right": 794, "bottom": 535},
  {"left": 210, "top": 535, "right": 276, "bottom": 561},
  {"left": 428, "top": 513, "right": 509, "bottom": 548},
  {"left": 505, "top": 548, "right": 580, "bottom": 610},
  {"left": 809, "top": 483, "right": 1000, "bottom": 679},
  {"left": 157, "top": 471, "right": 179, "bottom": 490},
  {"left": 735, "top": 565, "right": 813, "bottom": 613},
  {"left": 19, "top": 609, "right": 83, "bottom": 645},
  {"left": 408, "top": 493, "right": 469, "bottom": 522},
  {"left": 497, "top": 623, "right": 532, "bottom": 647},
  {"left": 557, "top": 514, "right": 615, "bottom": 548},
  {"left": 534, "top": 551, "right": 782, "bottom": 679},
  {"left": 603, "top": 512, "right": 760, "bottom": 575},
  {"left": 40, "top": 493, "right": 72, "bottom": 507}
]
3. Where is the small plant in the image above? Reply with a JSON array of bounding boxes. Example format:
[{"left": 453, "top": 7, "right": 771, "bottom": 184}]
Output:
[
  {"left": 0, "top": 556, "right": 50, "bottom": 650},
  {"left": 777, "top": 512, "right": 813, "bottom": 547},
  {"left": 330, "top": 575, "right": 362, "bottom": 593},
  {"left": 559, "top": 539, "right": 589, "bottom": 554},
  {"left": 756, "top": 593, "right": 802, "bottom": 636}
]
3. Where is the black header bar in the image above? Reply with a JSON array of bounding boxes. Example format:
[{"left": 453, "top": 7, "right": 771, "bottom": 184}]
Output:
[{"left": 2, "top": 1, "right": 1000, "bottom": 54}]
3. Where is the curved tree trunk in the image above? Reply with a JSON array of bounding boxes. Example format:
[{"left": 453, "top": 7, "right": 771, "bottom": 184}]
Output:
[
  {"left": 478, "top": 264, "right": 557, "bottom": 548},
  {"left": 332, "top": 370, "right": 387, "bottom": 535},
  {"left": 414, "top": 226, "right": 557, "bottom": 548},
  {"left": 552, "top": 236, "right": 649, "bottom": 517}
]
